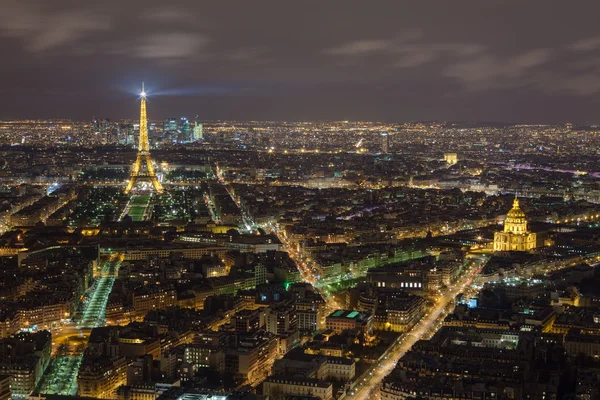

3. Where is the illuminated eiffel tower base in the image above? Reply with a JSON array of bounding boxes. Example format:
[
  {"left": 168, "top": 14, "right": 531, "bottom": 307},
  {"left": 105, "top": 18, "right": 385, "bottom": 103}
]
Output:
[
  {"left": 125, "top": 152, "right": 163, "bottom": 193},
  {"left": 125, "top": 83, "right": 164, "bottom": 194}
]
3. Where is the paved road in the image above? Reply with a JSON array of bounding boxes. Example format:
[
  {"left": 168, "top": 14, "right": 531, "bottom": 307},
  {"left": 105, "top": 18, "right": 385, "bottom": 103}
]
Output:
[
  {"left": 37, "top": 259, "right": 120, "bottom": 396},
  {"left": 36, "top": 355, "right": 83, "bottom": 396},
  {"left": 276, "top": 232, "right": 342, "bottom": 311},
  {"left": 346, "top": 258, "right": 486, "bottom": 400}
]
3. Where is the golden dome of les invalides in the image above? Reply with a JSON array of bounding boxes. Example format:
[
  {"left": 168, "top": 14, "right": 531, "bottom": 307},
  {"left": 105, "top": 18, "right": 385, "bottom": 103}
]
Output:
[{"left": 493, "top": 196, "right": 537, "bottom": 252}]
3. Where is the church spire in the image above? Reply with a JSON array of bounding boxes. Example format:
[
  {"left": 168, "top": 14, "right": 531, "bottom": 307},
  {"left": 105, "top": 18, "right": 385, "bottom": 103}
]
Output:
[{"left": 513, "top": 194, "right": 520, "bottom": 209}]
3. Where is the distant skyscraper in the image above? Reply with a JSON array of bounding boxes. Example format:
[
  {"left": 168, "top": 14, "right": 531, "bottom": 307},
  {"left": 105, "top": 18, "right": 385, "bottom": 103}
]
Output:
[
  {"left": 163, "top": 118, "right": 177, "bottom": 134},
  {"left": 162, "top": 118, "right": 177, "bottom": 143},
  {"left": 91, "top": 117, "right": 109, "bottom": 133},
  {"left": 91, "top": 118, "right": 114, "bottom": 144},
  {"left": 131, "top": 124, "right": 140, "bottom": 147},
  {"left": 121, "top": 124, "right": 135, "bottom": 147},
  {"left": 193, "top": 121, "right": 203, "bottom": 141},
  {"left": 179, "top": 118, "right": 191, "bottom": 142},
  {"left": 381, "top": 133, "right": 389, "bottom": 154}
]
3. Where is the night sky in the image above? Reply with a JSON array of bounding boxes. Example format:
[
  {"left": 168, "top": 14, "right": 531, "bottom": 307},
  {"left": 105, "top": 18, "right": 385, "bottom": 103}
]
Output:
[{"left": 1, "top": 0, "right": 600, "bottom": 123}]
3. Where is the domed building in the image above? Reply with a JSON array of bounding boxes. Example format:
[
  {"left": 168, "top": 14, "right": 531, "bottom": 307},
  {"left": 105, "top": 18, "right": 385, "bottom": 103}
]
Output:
[{"left": 493, "top": 196, "right": 536, "bottom": 252}]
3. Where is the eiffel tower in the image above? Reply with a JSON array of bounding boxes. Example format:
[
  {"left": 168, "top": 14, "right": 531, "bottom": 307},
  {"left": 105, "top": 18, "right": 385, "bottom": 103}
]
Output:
[{"left": 125, "top": 83, "right": 164, "bottom": 194}]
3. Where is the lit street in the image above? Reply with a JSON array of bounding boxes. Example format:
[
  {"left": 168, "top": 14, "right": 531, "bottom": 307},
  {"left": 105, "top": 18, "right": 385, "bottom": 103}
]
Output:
[
  {"left": 36, "top": 355, "right": 83, "bottom": 396},
  {"left": 36, "top": 259, "right": 120, "bottom": 396},
  {"left": 77, "top": 260, "right": 120, "bottom": 329},
  {"left": 346, "top": 258, "right": 486, "bottom": 400}
]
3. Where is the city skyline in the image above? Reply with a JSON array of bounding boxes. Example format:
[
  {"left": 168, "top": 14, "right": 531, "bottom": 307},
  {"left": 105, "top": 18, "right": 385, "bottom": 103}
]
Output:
[
  {"left": 2, "top": 0, "right": 600, "bottom": 123},
  {"left": 3, "top": 2, "right": 600, "bottom": 400}
]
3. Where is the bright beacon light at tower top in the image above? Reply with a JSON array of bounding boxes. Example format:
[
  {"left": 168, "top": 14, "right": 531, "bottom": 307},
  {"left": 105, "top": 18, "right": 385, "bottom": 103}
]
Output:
[{"left": 140, "top": 82, "right": 146, "bottom": 98}]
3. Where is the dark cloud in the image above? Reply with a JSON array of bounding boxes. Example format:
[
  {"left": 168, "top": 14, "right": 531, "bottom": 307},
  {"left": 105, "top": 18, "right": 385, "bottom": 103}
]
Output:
[{"left": 1, "top": 0, "right": 600, "bottom": 122}]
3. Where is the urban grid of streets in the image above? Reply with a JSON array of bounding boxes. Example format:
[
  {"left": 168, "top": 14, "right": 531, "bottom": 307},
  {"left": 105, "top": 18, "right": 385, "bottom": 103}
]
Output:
[
  {"left": 31, "top": 178, "right": 600, "bottom": 398},
  {"left": 215, "top": 175, "right": 489, "bottom": 397},
  {"left": 346, "top": 258, "right": 486, "bottom": 400}
]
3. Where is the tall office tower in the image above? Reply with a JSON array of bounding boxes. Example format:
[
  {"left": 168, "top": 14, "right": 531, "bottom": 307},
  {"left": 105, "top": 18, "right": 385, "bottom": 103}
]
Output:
[
  {"left": 193, "top": 121, "right": 203, "bottom": 140},
  {"left": 163, "top": 118, "right": 177, "bottom": 143},
  {"left": 102, "top": 119, "right": 111, "bottom": 134},
  {"left": 148, "top": 122, "right": 157, "bottom": 144},
  {"left": 120, "top": 124, "right": 134, "bottom": 146},
  {"left": 107, "top": 126, "right": 119, "bottom": 144},
  {"left": 381, "top": 133, "right": 390, "bottom": 153},
  {"left": 91, "top": 117, "right": 105, "bottom": 133},
  {"left": 126, "top": 124, "right": 137, "bottom": 147},
  {"left": 92, "top": 118, "right": 113, "bottom": 143},
  {"left": 125, "top": 83, "right": 164, "bottom": 194},
  {"left": 163, "top": 118, "right": 177, "bottom": 134},
  {"left": 179, "top": 117, "right": 191, "bottom": 142}
]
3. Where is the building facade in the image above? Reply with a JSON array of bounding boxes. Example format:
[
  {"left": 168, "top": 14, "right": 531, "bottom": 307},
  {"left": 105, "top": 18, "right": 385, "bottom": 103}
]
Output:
[
  {"left": 263, "top": 377, "right": 333, "bottom": 400},
  {"left": 326, "top": 310, "right": 372, "bottom": 336},
  {"left": 493, "top": 197, "right": 536, "bottom": 252}
]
